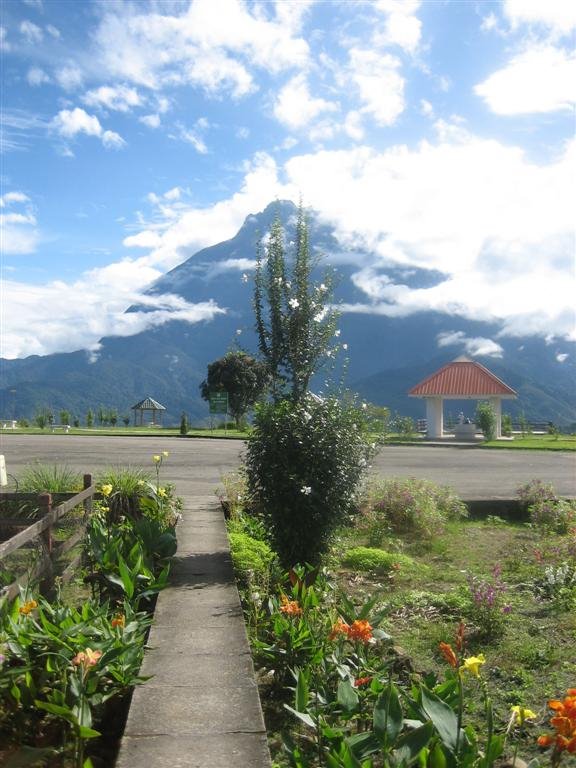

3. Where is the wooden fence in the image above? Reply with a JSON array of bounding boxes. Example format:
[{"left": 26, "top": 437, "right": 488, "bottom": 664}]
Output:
[{"left": 0, "top": 473, "right": 96, "bottom": 602}]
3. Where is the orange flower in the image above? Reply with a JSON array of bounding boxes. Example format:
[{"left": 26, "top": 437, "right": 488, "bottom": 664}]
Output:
[
  {"left": 72, "top": 648, "right": 102, "bottom": 669},
  {"left": 538, "top": 688, "right": 576, "bottom": 755},
  {"left": 111, "top": 614, "right": 125, "bottom": 629},
  {"left": 347, "top": 619, "right": 373, "bottom": 643},
  {"left": 329, "top": 618, "right": 350, "bottom": 641},
  {"left": 19, "top": 599, "right": 38, "bottom": 616},
  {"left": 455, "top": 622, "right": 466, "bottom": 653},
  {"left": 279, "top": 594, "right": 303, "bottom": 616},
  {"left": 439, "top": 641, "right": 458, "bottom": 668},
  {"left": 354, "top": 676, "right": 373, "bottom": 687}
]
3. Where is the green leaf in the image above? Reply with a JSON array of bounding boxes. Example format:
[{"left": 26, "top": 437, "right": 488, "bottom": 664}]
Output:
[
  {"left": 284, "top": 704, "right": 316, "bottom": 729},
  {"left": 393, "top": 722, "right": 434, "bottom": 766},
  {"left": 77, "top": 725, "right": 101, "bottom": 739},
  {"left": 295, "top": 668, "right": 309, "bottom": 712},
  {"left": 338, "top": 678, "right": 359, "bottom": 712},
  {"left": 373, "top": 683, "right": 403, "bottom": 744},
  {"left": 421, "top": 687, "right": 459, "bottom": 752},
  {"left": 35, "top": 700, "right": 77, "bottom": 725},
  {"left": 118, "top": 555, "right": 135, "bottom": 599},
  {"left": 346, "top": 731, "right": 381, "bottom": 759}
]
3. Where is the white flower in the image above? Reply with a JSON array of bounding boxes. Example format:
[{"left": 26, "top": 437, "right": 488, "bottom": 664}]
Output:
[
  {"left": 334, "top": 330, "right": 341, "bottom": 337},
  {"left": 289, "top": 298, "right": 300, "bottom": 309},
  {"left": 275, "top": 277, "right": 282, "bottom": 285},
  {"left": 302, "top": 411, "right": 312, "bottom": 422},
  {"left": 358, "top": 458, "right": 367, "bottom": 467},
  {"left": 236, "top": 329, "right": 242, "bottom": 335},
  {"left": 342, "top": 343, "right": 348, "bottom": 350},
  {"left": 362, "top": 403, "right": 368, "bottom": 410},
  {"left": 313, "top": 312, "right": 324, "bottom": 322},
  {"left": 318, "top": 283, "right": 327, "bottom": 292},
  {"left": 241, "top": 273, "right": 249, "bottom": 284},
  {"left": 286, "top": 281, "right": 291, "bottom": 289},
  {"left": 301, "top": 486, "right": 312, "bottom": 495}
]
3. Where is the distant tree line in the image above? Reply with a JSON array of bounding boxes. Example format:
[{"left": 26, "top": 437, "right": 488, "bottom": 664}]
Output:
[{"left": 28, "top": 406, "right": 132, "bottom": 429}]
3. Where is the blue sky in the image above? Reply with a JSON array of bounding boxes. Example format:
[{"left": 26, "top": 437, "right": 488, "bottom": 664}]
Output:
[{"left": 1, "top": 0, "right": 575, "bottom": 360}]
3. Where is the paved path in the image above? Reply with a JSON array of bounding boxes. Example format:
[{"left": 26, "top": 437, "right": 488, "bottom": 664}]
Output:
[
  {"left": 1, "top": 434, "right": 574, "bottom": 498},
  {"left": 116, "top": 496, "right": 270, "bottom": 768}
]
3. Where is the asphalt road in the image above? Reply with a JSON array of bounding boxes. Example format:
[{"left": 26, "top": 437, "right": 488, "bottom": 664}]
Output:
[{"left": 1, "top": 434, "right": 574, "bottom": 499}]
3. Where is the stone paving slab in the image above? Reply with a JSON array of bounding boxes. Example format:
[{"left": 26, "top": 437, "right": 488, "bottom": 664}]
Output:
[
  {"left": 116, "top": 498, "right": 271, "bottom": 768},
  {"left": 118, "top": 733, "right": 271, "bottom": 768}
]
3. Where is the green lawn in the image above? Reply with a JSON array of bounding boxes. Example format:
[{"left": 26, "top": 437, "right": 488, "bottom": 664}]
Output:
[{"left": 483, "top": 433, "right": 576, "bottom": 451}]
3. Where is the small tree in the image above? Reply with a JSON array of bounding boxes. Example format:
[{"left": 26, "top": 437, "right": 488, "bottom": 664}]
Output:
[
  {"left": 34, "top": 408, "right": 50, "bottom": 429},
  {"left": 180, "top": 412, "right": 189, "bottom": 435},
  {"left": 122, "top": 415, "right": 130, "bottom": 427},
  {"left": 73, "top": 416, "right": 80, "bottom": 428},
  {"left": 476, "top": 401, "right": 496, "bottom": 441},
  {"left": 200, "top": 351, "right": 270, "bottom": 429},
  {"left": 59, "top": 410, "right": 70, "bottom": 425},
  {"left": 254, "top": 203, "right": 339, "bottom": 403},
  {"left": 502, "top": 413, "right": 512, "bottom": 437},
  {"left": 86, "top": 409, "right": 94, "bottom": 428},
  {"left": 108, "top": 408, "right": 118, "bottom": 427}
]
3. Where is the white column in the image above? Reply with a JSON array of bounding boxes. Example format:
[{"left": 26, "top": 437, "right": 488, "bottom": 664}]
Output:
[
  {"left": 490, "top": 397, "right": 502, "bottom": 438},
  {"left": 426, "top": 397, "right": 443, "bottom": 439}
]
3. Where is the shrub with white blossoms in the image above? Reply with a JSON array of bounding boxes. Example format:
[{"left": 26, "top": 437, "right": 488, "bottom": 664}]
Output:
[{"left": 246, "top": 394, "right": 377, "bottom": 567}]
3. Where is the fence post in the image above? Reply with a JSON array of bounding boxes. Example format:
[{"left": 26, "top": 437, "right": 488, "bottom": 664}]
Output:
[
  {"left": 83, "top": 473, "right": 93, "bottom": 518},
  {"left": 39, "top": 493, "right": 53, "bottom": 554}
]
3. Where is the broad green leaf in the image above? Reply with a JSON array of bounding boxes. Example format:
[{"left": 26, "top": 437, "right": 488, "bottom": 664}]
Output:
[
  {"left": 347, "top": 731, "right": 381, "bottom": 759},
  {"left": 118, "top": 555, "right": 135, "bottom": 599},
  {"left": 77, "top": 725, "right": 101, "bottom": 739},
  {"left": 421, "top": 687, "right": 459, "bottom": 752},
  {"left": 338, "top": 678, "right": 359, "bottom": 712},
  {"left": 393, "top": 722, "right": 434, "bottom": 766},
  {"left": 373, "top": 683, "right": 403, "bottom": 744}
]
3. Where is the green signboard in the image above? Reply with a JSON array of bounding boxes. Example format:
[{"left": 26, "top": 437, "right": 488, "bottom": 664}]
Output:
[{"left": 209, "top": 391, "right": 228, "bottom": 414}]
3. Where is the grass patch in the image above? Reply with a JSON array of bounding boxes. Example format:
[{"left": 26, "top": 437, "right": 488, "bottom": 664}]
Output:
[{"left": 483, "top": 434, "right": 576, "bottom": 451}]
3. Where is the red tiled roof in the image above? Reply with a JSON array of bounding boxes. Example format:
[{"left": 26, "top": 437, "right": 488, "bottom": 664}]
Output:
[{"left": 409, "top": 358, "right": 517, "bottom": 397}]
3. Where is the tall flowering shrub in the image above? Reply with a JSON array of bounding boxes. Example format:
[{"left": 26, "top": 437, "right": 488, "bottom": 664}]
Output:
[{"left": 246, "top": 395, "right": 375, "bottom": 567}]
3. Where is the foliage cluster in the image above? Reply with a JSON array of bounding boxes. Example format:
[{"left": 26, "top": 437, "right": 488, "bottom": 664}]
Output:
[
  {"left": 358, "top": 478, "right": 468, "bottom": 544},
  {"left": 246, "top": 395, "right": 377, "bottom": 567},
  {"left": 341, "top": 546, "right": 416, "bottom": 576},
  {"left": 0, "top": 453, "right": 179, "bottom": 766},
  {"left": 475, "top": 402, "right": 497, "bottom": 441}
]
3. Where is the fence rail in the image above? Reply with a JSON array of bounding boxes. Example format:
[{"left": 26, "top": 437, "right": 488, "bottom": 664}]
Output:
[{"left": 0, "top": 473, "right": 95, "bottom": 601}]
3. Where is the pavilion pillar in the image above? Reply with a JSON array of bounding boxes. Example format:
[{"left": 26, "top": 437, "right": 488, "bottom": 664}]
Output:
[
  {"left": 425, "top": 397, "right": 443, "bottom": 439},
  {"left": 489, "top": 397, "right": 502, "bottom": 438}
]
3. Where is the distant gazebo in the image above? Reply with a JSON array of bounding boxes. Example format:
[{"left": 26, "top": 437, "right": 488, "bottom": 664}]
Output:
[
  {"left": 131, "top": 397, "right": 167, "bottom": 426},
  {"left": 408, "top": 356, "right": 517, "bottom": 439}
]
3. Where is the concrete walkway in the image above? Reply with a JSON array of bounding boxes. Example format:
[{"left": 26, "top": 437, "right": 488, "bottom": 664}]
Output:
[{"left": 116, "top": 496, "right": 271, "bottom": 768}]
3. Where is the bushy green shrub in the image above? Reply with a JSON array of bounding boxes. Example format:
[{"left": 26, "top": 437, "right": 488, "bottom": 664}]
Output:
[
  {"left": 228, "top": 531, "right": 274, "bottom": 587},
  {"left": 529, "top": 498, "right": 576, "bottom": 534},
  {"left": 517, "top": 478, "right": 557, "bottom": 508},
  {"left": 341, "top": 546, "right": 415, "bottom": 575},
  {"left": 359, "top": 478, "right": 467, "bottom": 542},
  {"left": 246, "top": 395, "right": 376, "bottom": 567},
  {"left": 476, "top": 401, "right": 496, "bottom": 441}
]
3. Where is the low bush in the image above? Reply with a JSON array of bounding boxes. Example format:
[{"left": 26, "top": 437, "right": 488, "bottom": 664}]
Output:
[
  {"left": 529, "top": 498, "right": 576, "bottom": 534},
  {"left": 516, "top": 478, "right": 557, "bottom": 508},
  {"left": 359, "top": 477, "right": 467, "bottom": 542},
  {"left": 341, "top": 546, "right": 415, "bottom": 575},
  {"left": 228, "top": 531, "right": 274, "bottom": 588}
]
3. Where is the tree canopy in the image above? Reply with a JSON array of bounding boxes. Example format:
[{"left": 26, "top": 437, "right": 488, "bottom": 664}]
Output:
[{"left": 200, "top": 350, "right": 269, "bottom": 428}]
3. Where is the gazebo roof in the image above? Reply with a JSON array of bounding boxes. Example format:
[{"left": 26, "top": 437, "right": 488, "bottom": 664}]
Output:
[
  {"left": 408, "top": 356, "right": 517, "bottom": 398},
  {"left": 131, "top": 397, "right": 167, "bottom": 411}
]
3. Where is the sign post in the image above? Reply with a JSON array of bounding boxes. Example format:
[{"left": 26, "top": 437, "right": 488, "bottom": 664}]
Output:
[{"left": 208, "top": 391, "right": 229, "bottom": 435}]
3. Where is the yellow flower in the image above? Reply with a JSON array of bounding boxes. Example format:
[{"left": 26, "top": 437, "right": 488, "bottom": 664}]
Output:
[
  {"left": 157, "top": 487, "right": 167, "bottom": 497},
  {"left": 510, "top": 705, "right": 537, "bottom": 725},
  {"left": 153, "top": 455, "right": 161, "bottom": 463},
  {"left": 461, "top": 654, "right": 486, "bottom": 677},
  {"left": 19, "top": 599, "right": 38, "bottom": 616},
  {"left": 111, "top": 614, "right": 125, "bottom": 629},
  {"left": 101, "top": 484, "right": 113, "bottom": 497},
  {"left": 162, "top": 451, "right": 169, "bottom": 458}
]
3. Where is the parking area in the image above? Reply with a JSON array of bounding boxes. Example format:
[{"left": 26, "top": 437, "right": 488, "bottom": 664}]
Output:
[{"left": 0, "top": 434, "right": 574, "bottom": 499}]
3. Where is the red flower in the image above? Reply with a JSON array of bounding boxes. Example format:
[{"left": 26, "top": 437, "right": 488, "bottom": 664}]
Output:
[
  {"left": 439, "top": 641, "right": 458, "bottom": 668},
  {"left": 347, "top": 620, "right": 373, "bottom": 643},
  {"left": 354, "top": 676, "right": 373, "bottom": 687}
]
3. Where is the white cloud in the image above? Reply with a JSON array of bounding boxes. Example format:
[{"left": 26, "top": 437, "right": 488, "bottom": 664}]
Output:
[
  {"left": 19, "top": 20, "right": 43, "bottom": 44},
  {"left": 55, "top": 65, "right": 84, "bottom": 91},
  {"left": 274, "top": 74, "right": 338, "bottom": 130},
  {"left": 83, "top": 84, "right": 143, "bottom": 112},
  {"left": 0, "top": 269, "right": 225, "bottom": 359},
  {"left": 556, "top": 352, "right": 569, "bottom": 363},
  {"left": 140, "top": 113, "right": 161, "bottom": 128},
  {"left": 374, "top": 0, "right": 422, "bottom": 53},
  {"left": 0, "top": 26, "right": 10, "bottom": 52},
  {"left": 480, "top": 12, "right": 499, "bottom": 33},
  {"left": 348, "top": 49, "right": 405, "bottom": 126},
  {"left": 92, "top": 0, "right": 309, "bottom": 96},
  {"left": 175, "top": 124, "right": 208, "bottom": 154},
  {"left": 281, "top": 132, "right": 575, "bottom": 341},
  {"left": 51, "top": 107, "right": 126, "bottom": 149},
  {"left": 475, "top": 45, "right": 576, "bottom": 115},
  {"left": 0, "top": 191, "right": 38, "bottom": 255},
  {"left": 46, "top": 25, "right": 61, "bottom": 39},
  {"left": 504, "top": 0, "right": 576, "bottom": 35},
  {"left": 437, "top": 331, "right": 504, "bottom": 358},
  {"left": 27, "top": 66, "right": 50, "bottom": 86}
]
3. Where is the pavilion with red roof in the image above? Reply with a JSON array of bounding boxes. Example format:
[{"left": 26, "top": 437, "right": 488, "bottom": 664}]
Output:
[{"left": 408, "top": 356, "right": 517, "bottom": 440}]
